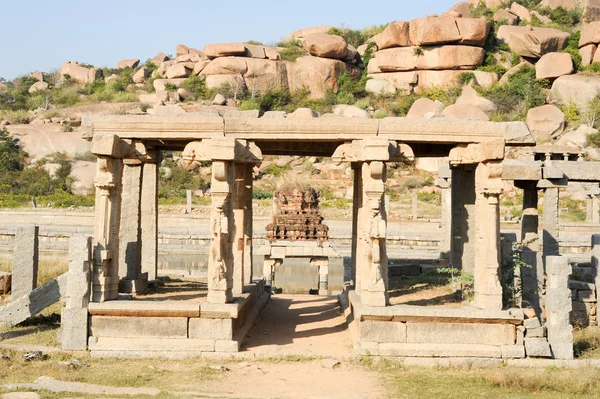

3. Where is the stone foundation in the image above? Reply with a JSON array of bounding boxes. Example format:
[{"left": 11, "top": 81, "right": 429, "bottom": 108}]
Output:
[
  {"left": 87, "top": 281, "right": 268, "bottom": 358},
  {"left": 345, "top": 288, "right": 526, "bottom": 359}
]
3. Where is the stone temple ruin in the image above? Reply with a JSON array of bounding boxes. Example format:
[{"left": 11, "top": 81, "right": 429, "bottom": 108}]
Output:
[
  {"left": 265, "top": 185, "right": 329, "bottom": 244},
  {"left": 4, "top": 112, "right": 600, "bottom": 362}
]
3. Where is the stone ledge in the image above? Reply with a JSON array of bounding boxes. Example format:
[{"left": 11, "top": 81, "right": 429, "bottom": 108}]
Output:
[
  {"left": 88, "top": 301, "right": 201, "bottom": 318},
  {"left": 354, "top": 341, "right": 504, "bottom": 358},
  {"left": 88, "top": 337, "right": 215, "bottom": 352},
  {"left": 349, "top": 291, "right": 524, "bottom": 325}
]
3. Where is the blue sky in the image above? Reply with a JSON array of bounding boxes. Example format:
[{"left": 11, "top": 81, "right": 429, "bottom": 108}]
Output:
[{"left": 0, "top": 0, "right": 459, "bottom": 80}]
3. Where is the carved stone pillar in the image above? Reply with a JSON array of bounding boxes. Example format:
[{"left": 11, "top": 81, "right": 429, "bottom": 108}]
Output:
[
  {"left": 243, "top": 164, "right": 254, "bottom": 286},
  {"left": 473, "top": 161, "right": 503, "bottom": 310},
  {"left": 140, "top": 155, "right": 159, "bottom": 281},
  {"left": 450, "top": 166, "right": 463, "bottom": 269},
  {"left": 436, "top": 159, "right": 452, "bottom": 259},
  {"left": 91, "top": 155, "right": 122, "bottom": 302},
  {"left": 350, "top": 162, "right": 361, "bottom": 287},
  {"left": 359, "top": 161, "right": 389, "bottom": 307},
  {"left": 232, "top": 163, "right": 247, "bottom": 295},
  {"left": 519, "top": 182, "right": 542, "bottom": 311},
  {"left": 208, "top": 160, "right": 235, "bottom": 303},
  {"left": 542, "top": 186, "right": 560, "bottom": 263},
  {"left": 118, "top": 159, "right": 147, "bottom": 294}
]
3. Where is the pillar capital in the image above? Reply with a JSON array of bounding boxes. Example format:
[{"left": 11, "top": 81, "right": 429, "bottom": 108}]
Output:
[
  {"left": 449, "top": 139, "right": 504, "bottom": 166},
  {"left": 182, "top": 139, "right": 262, "bottom": 164},
  {"left": 331, "top": 140, "right": 414, "bottom": 164}
]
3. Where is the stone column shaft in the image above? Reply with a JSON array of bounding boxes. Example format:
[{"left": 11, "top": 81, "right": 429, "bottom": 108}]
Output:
[
  {"left": 92, "top": 157, "right": 122, "bottom": 302},
  {"left": 12, "top": 225, "right": 39, "bottom": 299},
  {"left": 450, "top": 167, "right": 463, "bottom": 269},
  {"left": 436, "top": 177, "right": 451, "bottom": 259},
  {"left": 208, "top": 161, "right": 234, "bottom": 304},
  {"left": 118, "top": 161, "right": 147, "bottom": 294},
  {"left": 520, "top": 186, "right": 542, "bottom": 311},
  {"left": 358, "top": 161, "right": 389, "bottom": 307},
  {"left": 350, "top": 163, "right": 360, "bottom": 287},
  {"left": 594, "top": 196, "right": 600, "bottom": 224},
  {"left": 473, "top": 162, "right": 503, "bottom": 310},
  {"left": 542, "top": 187, "right": 560, "bottom": 265},
  {"left": 587, "top": 196, "right": 594, "bottom": 223},
  {"left": 243, "top": 165, "right": 254, "bottom": 286},
  {"left": 232, "top": 163, "right": 247, "bottom": 295},
  {"left": 61, "top": 235, "right": 91, "bottom": 350},
  {"left": 461, "top": 167, "right": 477, "bottom": 275},
  {"left": 140, "top": 160, "right": 158, "bottom": 281},
  {"left": 546, "top": 256, "right": 574, "bottom": 359}
]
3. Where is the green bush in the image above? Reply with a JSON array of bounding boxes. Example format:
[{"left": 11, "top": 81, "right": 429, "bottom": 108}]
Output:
[
  {"left": 388, "top": 95, "right": 418, "bottom": 116},
  {"left": 239, "top": 99, "right": 260, "bottom": 110},
  {"left": 587, "top": 131, "right": 600, "bottom": 148},
  {"left": 563, "top": 30, "right": 582, "bottom": 71},
  {"left": 0, "top": 127, "right": 26, "bottom": 172},
  {"left": 276, "top": 39, "right": 306, "bottom": 62},
  {"left": 180, "top": 75, "right": 210, "bottom": 100},
  {"left": 261, "top": 163, "right": 290, "bottom": 177},
  {"left": 252, "top": 187, "right": 273, "bottom": 199}
]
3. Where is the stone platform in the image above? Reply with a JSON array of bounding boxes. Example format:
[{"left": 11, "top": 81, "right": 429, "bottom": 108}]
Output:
[
  {"left": 87, "top": 281, "right": 268, "bottom": 358},
  {"left": 344, "top": 288, "right": 526, "bottom": 359}
]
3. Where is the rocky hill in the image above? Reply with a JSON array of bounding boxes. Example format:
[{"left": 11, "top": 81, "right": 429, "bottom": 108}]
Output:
[{"left": 1, "top": 0, "right": 600, "bottom": 220}]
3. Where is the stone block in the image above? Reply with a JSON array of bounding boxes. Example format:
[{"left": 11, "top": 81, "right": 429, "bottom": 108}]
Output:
[
  {"left": 12, "top": 225, "right": 39, "bottom": 299},
  {"left": 61, "top": 308, "right": 89, "bottom": 350},
  {"left": 89, "top": 316, "right": 188, "bottom": 339},
  {"left": 524, "top": 317, "right": 541, "bottom": 329},
  {"left": 524, "top": 337, "right": 552, "bottom": 358},
  {"left": 526, "top": 326, "right": 546, "bottom": 338},
  {"left": 378, "top": 342, "right": 502, "bottom": 358},
  {"left": 406, "top": 322, "right": 515, "bottom": 346},
  {"left": 88, "top": 337, "right": 215, "bottom": 352},
  {"left": 88, "top": 301, "right": 200, "bottom": 317},
  {"left": 215, "top": 339, "right": 239, "bottom": 352},
  {"left": 91, "top": 134, "right": 119, "bottom": 157},
  {"left": 189, "top": 318, "right": 234, "bottom": 340},
  {"left": 360, "top": 320, "right": 406, "bottom": 343},
  {"left": 579, "top": 290, "right": 596, "bottom": 302},
  {"left": 353, "top": 341, "right": 379, "bottom": 356},
  {"left": 501, "top": 345, "right": 526, "bottom": 359}
]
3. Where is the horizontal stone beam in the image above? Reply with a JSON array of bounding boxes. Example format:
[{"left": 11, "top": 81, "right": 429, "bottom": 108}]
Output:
[
  {"left": 502, "top": 160, "right": 542, "bottom": 181},
  {"left": 83, "top": 114, "right": 534, "bottom": 146},
  {"left": 544, "top": 161, "right": 600, "bottom": 182},
  {"left": 82, "top": 114, "right": 225, "bottom": 140}
]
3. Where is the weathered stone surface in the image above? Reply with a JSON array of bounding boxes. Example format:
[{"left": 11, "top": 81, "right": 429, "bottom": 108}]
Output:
[
  {"left": 132, "top": 67, "right": 149, "bottom": 84},
  {"left": 502, "top": 160, "right": 542, "bottom": 180},
  {"left": 540, "top": 0, "right": 582, "bottom": 9},
  {"left": 535, "top": 52, "right": 573, "bottom": 79},
  {"left": 331, "top": 104, "right": 370, "bottom": 118},
  {"left": 494, "top": 9, "right": 520, "bottom": 25},
  {"left": 2, "top": 393, "right": 41, "bottom": 399},
  {"left": 551, "top": 74, "right": 600, "bottom": 108},
  {"left": 511, "top": 3, "right": 532, "bottom": 22},
  {"left": 583, "top": 0, "right": 600, "bottom": 23},
  {"left": 580, "top": 44, "right": 597, "bottom": 67},
  {"left": 580, "top": 21, "right": 600, "bottom": 47},
  {"left": 28, "top": 81, "right": 49, "bottom": 94},
  {"left": 153, "top": 78, "right": 187, "bottom": 92},
  {"left": 497, "top": 26, "right": 570, "bottom": 58},
  {"left": 441, "top": 104, "right": 490, "bottom": 121},
  {"left": 407, "top": 98, "right": 445, "bottom": 118},
  {"left": 303, "top": 33, "right": 348, "bottom": 59},
  {"left": 526, "top": 105, "right": 565, "bottom": 142},
  {"left": 501, "top": 345, "right": 526, "bottom": 358},
  {"left": 449, "top": 2, "right": 472, "bottom": 18},
  {"left": 284, "top": 26, "right": 333, "bottom": 42},
  {"left": 90, "top": 316, "right": 188, "bottom": 338},
  {"left": 360, "top": 320, "right": 406, "bottom": 343},
  {"left": 378, "top": 342, "right": 502, "bottom": 358},
  {"left": 4, "top": 377, "right": 159, "bottom": 397},
  {"left": 12, "top": 225, "right": 38, "bottom": 299},
  {"left": 285, "top": 56, "right": 349, "bottom": 99},
  {"left": 60, "top": 62, "right": 102, "bottom": 84},
  {"left": 365, "top": 78, "right": 398, "bottom": 95},
  {"left": 139, "top": 92, "right": 169, "bottom": 105},
  {"left": 546, "top": 256, "right": 574, "bottom": 359},
  {"left": 152, "top": 52, "right": 170, "bottom": 64},
  {"left": 117, "top": 59, "right": 140, "bottom": 69},
  {"left": 376, "top": 21, "right": 411, "bottom": 50},
  {"left": 166, "top": 63, "right": 191, "bottom": 79},
  {"left": 189, "top": 318, "right": 234, "bottom": 340},
  {"left": 455, "top": 84, "right": 497, "bottom": 114},
  {"left": 524, "top": 337, "right": 552, "bottom": 357},
  {"left": 456, "top": 18, "right": 491, "bottom": 47},
  {"left": 409, "top": 16, "right": 462, "bottom": 46},
  {"left": 407, "top": 322, "right": 516, "bottom": 345},
  {"left": 558, "top": 124, "right": 595, "bottom": 147},
  {"left": 176, "top": 44, "right": 190, "bottom": 57},
  {"left": 468, "top": 0, "right": 503, "bottom": 8},
  {"left": 203, "top": 43, "right": 247, "bottom": 58},
  {"left": 368, "top": 46, "right": 485, "bottom": 73},
  {"left": 244, "top": 44, "right": 267, "bottom": 59}
]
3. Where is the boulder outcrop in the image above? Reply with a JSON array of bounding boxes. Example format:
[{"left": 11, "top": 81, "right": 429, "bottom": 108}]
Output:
[
  {"left": 497, "top": 26, "right": 570, "bottom": 58},
  {"left": 535, "top": 52, "right": 573, "bottom": 79}
]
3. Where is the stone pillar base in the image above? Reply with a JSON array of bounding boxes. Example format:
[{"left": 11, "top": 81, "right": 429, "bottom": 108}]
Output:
[
  {"left": 119, "top": 274, "right": 148, "bottom": 294},
  {"left": 208, "top": 290, "right": 233, "bottom": 304},
  {"left": 361, "top": 291, "right": 389, "bottom": 307},
  {"left": 92, "top": 276, "right": 119, "bottom": 302}
]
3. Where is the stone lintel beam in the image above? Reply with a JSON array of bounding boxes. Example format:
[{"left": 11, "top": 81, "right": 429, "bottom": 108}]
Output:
[
  {"left": 544, "top": 161, "right": 600, "bottom": 182},
  {"left": 449, "top": 139, "right": 505, "bottom": 166},
  {"left": 82, "top": 114, "right": 224, "bottom": 141},
  {"left": 91, "top": 135, "right": 158, "bottom": 164},
  {"left": 501, "top": 160, "right": 542, "bottom": 181},
  {"left": 331, "top": 139, "right": 414, "bottom": 165},
  {"left": 84, "top": 114, "right": 533, "bottom": 146},
  {"left": 182, "top": 139, "right": 262, "bottom": 164},
  {"left": 537, "top": 178, "right": 568, "bottom": 189}
]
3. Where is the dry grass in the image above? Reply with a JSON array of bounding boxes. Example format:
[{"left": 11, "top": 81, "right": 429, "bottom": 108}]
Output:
[
  {"left": 574, "top": 326, "right": 600, "bottom": 359},
  {"left": 367, "top": 360, "right": 600, "bottom": 399},
  {"left": 0, "top": 257, "right": 67, "bottom": 286}
]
